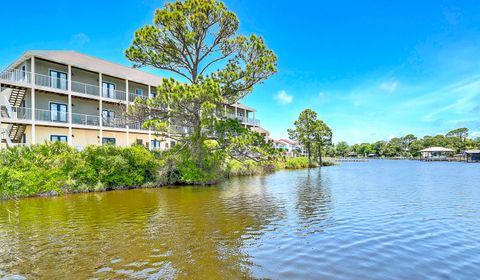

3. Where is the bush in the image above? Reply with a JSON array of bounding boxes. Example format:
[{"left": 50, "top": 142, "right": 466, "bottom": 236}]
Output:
[{"left": 0, "top": 142, "right": 159, "bottom": 199}]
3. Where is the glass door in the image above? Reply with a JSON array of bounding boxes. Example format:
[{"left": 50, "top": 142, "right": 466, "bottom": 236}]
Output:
[
  {"left": 102, "top": 82, "right": 116, "bottom": 98},
  {"left": 50, "top": 103, "right": 68, "bottom": 122}
]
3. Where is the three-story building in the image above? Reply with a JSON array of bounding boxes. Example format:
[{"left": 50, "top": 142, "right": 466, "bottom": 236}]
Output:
[{"left": 0, "top": 50, "right": 263, "bottom": 150}]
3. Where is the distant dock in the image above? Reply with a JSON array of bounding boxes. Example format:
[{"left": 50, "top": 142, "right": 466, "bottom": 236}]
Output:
[{"left": 334, "top": 158, "right": 368, "bottom": 162}]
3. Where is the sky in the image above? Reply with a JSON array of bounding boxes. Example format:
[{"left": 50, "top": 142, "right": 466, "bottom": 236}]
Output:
[{"left": 1, "top": 0, "right": 480, "bottom": 143}]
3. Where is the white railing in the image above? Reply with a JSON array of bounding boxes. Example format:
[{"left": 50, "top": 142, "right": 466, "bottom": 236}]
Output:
[
  {"left": 34, "top": 73, "right": 68, "bottom": 90},
  {"left": 0, "top": 106, "right": 32, "bottom": 120},
  {"left": 129, "top": 122, "right": 149, "bottom": 131},
  {"left": 103, "top": 117, "right": 127, "bottom": 129},
  {"left": 226, "top": 113, "right": 260, "bottom": 125},
  {"left": 72, "top": 113, "right": 100, "bottom": 126},
  {"left": 1, "top": 128, "right": 13, "bottom": 147},
  {"left": 35, "top": 108, "right": 68, "bottom": 123},
  {"left": 71, "top": 81, "right": 100, "bottom": 96},
  {"left": 129, "top": 92, "right": 149, "bottom": 102},
  {"left": 0, "top": 68, "right": 31, "bottom": 84},
  {"left": 102, "top": 89, "right": 127, "bottom": 102}
]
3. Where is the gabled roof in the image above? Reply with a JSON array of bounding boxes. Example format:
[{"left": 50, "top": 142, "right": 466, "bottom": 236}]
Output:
[
  {"left": 279, "top": 138, "right": 296, "bottom": 145},
  {"left": 19, "top": 50, "right": 164, "bottom": 86},
  {"left": 419, "top": 147, "right": 455, "bottom": 152},
  {"left": 232, "top": 102, "right": 256, "bottom": 112}
]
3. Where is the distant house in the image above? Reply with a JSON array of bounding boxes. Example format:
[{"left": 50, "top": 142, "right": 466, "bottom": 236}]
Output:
[
  {"left": 419, "top": 147, "right": 454, "bottom": 161},
  {"left": 268, "top": 137, "right": 306, "bottom": 157},
  {"left": 465, "top": 150, "right": 480, "bottom": 162}
]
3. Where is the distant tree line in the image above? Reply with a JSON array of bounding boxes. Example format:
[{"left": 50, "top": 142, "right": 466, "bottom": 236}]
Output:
[{"left": 330, "top": 128, "right": 480, "bottom": 158}]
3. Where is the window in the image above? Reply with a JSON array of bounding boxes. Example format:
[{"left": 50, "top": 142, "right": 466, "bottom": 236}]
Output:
[
  {"left": 150, "top": 91, "right": 157, "bottom": 98},
  {"left": 102, "top": 82, "right": 116, "bottom": 98},
  {"left": 151, "top": 140, "right": 161, "bottom": 149},
  {"left": 170, "top": 141, "right": 176, "bottom": 148},
  {"left": 50, "top": 135, "right": 67, "bottom": 142},
  {"left": 136, "top": 139, "right": 143, "bottom": 145},
  {"left": 21, "top": 64, "right": 27, "bottom": 81},
  {"left": 102, "top": 110, "right": 115, "bottom": 126},
  {"left": 102, "top": 137, "right": 116, "bottom": 145},
  {"left": 50, "top": 102, "right": 68, "bottom": 123},
  {"left": 136, "top": 88, "right": 143, "bottom": 97},
  {"left": 49, "top": 70, "right": 67, "bottom": 90}
]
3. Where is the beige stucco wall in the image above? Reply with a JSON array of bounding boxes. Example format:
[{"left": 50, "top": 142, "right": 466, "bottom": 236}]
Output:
[
  {"left": 35, "top": 59, "right": 68, "bottom": 77},
  {"left": 72, "top": 128, "right": 100, "bottom": 148},
  {"left": 102, "top": 75, "right": 126, "bottom": 92},
  {"left": 34, "top": 126, "right": 69, "bottom": 144},
  {"left": 71, "top": 67, "right": 99, "bottom": 86},
  {"left": 72, "top": 97, "right": 99, "bottom": 116},
  {"left": 129, "top": 81, "right": 149, "bottom": 98},
  {"left": 35, "top": 92, "right": 68, "bottom": 111}
]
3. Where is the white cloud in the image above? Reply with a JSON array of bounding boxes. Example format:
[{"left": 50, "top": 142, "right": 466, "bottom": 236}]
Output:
[
  {"left": 275, "top": 90, "right": 293, "bottom": 105},
  {"left": 70, "top": 33, "right": 90, "bottom": 47},
  {"left": 379, "top": 80, "right": 399, "bottom": 93},
  {"left": 470, "top": 131, "right": 480, "bottom": 138}
]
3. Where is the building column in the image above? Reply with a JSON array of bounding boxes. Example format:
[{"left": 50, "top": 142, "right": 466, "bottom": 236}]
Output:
[
  {"left": 125, "top": 79, "right": 129, "bottom": 146},
  {"left": 31, "top": 56, "right": 36, "bottom": 145},
  {"left": 67, "top": 65, "right": 73, "bottom": 146},
  {"left": 148, "top": 85, "right": 152, "bottom": 150},
  {"left": 244, "top": 108, "right": 247, "bottom": 128},
  {"left": 99, "top": 73, "right": 103, "bottom": 144},
  {"left": 253, "top": 111, "right": 256, "bottom": 128}
]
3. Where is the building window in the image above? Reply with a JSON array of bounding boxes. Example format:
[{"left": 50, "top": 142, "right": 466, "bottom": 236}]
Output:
[
  {"left": 151, "top": 139, "right": 161, "bottom": 149},
  {"left": 50, "top": 135, "right": 67, "bottom": 142},
  {"left": 102, "top": 82, "right": 116, "bottom": 98},
  {"left": 151, "top": 91, "right": 157, "bottom": 98},
  {"left": 136, "top": 139, "right": 143, "bottom": 145},
  {"left": 49, "top": 70, "right": 68, "bottom": 90},
  {"left": 136, "top": 88, "right": 143, "bottom": 97},
  {"left": 102, "top": 137, "right": 116, "bottom": 145},
  {"left": 170, "top": 141, "right": 176, "bottom": 147},
  {"left": 50, "top": 102, "right": 68, "bottom": 123},
  {"left": 102, "top": 110, "right": 115, "bottom": 126}
]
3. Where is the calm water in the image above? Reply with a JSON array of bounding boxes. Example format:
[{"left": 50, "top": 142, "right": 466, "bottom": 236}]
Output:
[{"left": 1, "top": 160, "right": 480, "bottom": 279}]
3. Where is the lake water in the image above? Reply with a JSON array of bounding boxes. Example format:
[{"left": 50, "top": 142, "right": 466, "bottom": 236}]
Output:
[{"left": 1, "top": 160, "right": 480, "bottom": 279}]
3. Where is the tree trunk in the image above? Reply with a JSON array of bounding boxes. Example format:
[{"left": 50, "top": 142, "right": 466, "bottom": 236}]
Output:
[{"left": 318, "top": 146, "right": 323, "bottom": 168}]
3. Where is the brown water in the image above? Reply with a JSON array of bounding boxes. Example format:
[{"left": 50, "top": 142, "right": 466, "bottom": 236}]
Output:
[{"left": 1, "top": 160, "right": 480, "bottom": 279}]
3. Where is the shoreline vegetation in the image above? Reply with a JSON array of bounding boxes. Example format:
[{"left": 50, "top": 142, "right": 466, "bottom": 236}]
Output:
[{"left": 0, "top": 142, "right": 335, "bottom": 200}]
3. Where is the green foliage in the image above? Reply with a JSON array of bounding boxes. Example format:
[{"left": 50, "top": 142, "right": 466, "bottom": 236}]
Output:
[
  {"left": 0, "top": 143, "right": 159, "bottom": 199},
  {"left": 125, "top": 0, "right": 277, "bottom": 170},
  {"left": 333, "top": 127, "right": 480, "bottom": 158},
  {"left": 288, "top": 109, "right": 333, "bottom": 165}
]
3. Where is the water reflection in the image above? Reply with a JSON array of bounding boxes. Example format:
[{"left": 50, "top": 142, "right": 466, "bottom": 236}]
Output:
[
  {"left": 294, "top": 169, "right": 334, "bottom": 235},
  {"left": 1, "top": 161, "right": 480, "bottom": 279},
  {"left": 0, "top": 181, "right": 283, "bottom": 279}
]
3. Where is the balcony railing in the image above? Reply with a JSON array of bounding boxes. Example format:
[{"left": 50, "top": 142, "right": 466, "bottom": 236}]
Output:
[
  {"left": 128, "top": 92, "right": 149, "bottom": 102},
  {"left": 0, "top": 68, "right": 31, "bottom": 84},
  {"left": 102, "top": 88, "right": 127, "bottom": 102},
  {"left": 226, "top": 113, "right": 260, "bottom": 125},
  {"left": 71, "top": 81, "right": 100, "bottom": 97},
  {"left": 35, "top": 108, "right": 68, "bottom": 123},
  {"left": 102, "top": 117, "right": 127, "bottom": 129},
  {"left": 72, "top": 113, "right": 100, "bottom": 126},
  {"left": 35, "top": 73, "right": 68, "bottom": 90},
  {"left": 0, "top": 106, "right": 32, "bottom": 120}
]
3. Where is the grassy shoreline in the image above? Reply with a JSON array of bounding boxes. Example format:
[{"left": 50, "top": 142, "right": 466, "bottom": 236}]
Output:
[{"left": 0, "top": 143, "right": 335, "bottom": 200}]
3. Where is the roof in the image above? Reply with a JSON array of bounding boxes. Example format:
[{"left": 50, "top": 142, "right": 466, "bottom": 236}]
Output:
[
  {"left": 251, "top": 126, "right": 269, "bottom": 135},
  {"left": 419, "top": 147, "right": 455, "bottom": 152},
  {"left": 279, "top": 138, "right": 296, "bottom": 145},
  {"left": 21, "top": 50, "right": 164, "bottom": 86},
  {"left": 232, "top": 102, "right": 256, "bottom": 112},
  {"left": 465, "top": 150, "right": 480, "bottom": 154}
]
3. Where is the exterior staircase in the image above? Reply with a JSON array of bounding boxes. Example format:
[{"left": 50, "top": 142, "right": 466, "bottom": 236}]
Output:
[{"left": 0, "top": 85, "right": 28, "bottom": 148}]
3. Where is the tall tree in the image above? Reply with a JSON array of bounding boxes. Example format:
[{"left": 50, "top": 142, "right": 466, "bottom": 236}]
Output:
[
  {"left": 335, "top": 141, "right": 350, "bottom": 157},
  {"left": 446, "top": 128, "right": 469, "bottom": 142},
  {"left": 288, "top": 109, "right": 318, "bottom": 165},
  {"left": 313, "top": 120, "right": 332, "bottom": 166},
  {"left": 125, "top": 0, "right": 277, "bottom": 166}
]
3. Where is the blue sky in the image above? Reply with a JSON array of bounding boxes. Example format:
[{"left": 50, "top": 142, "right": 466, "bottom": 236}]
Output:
[{"left": 1, "top": 0, "right": 480, "bottom": 143}]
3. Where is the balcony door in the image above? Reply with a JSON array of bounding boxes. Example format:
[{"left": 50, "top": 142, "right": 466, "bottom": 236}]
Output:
[
  {"left": 102, "top": 109, "right": 115, "bottom": 126},
  {"left": 50, "top": 102, "right": 67, "bottom": 123},
  {"left": 102, "top": 82, "right": 116, "bottom": 98},
  {"left": 49, "top": 70, "right": 68, "bottom": 90}
]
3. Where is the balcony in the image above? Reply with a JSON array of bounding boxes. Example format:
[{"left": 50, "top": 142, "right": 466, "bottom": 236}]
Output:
[
  {"left": 128, "top": 92, "right": 149, "bottom": 102},
  {"left": 0, "top": 106, "right": 32, "bottom": 120},
  {"left": 0, "top": 68, "right": 31, "bottom": 85},
  {"left": 226, "top": 113, "right": 260, "bottom": 125},
  {"left": 72, "top": 113, "right": 100, "bottom": 126}
]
